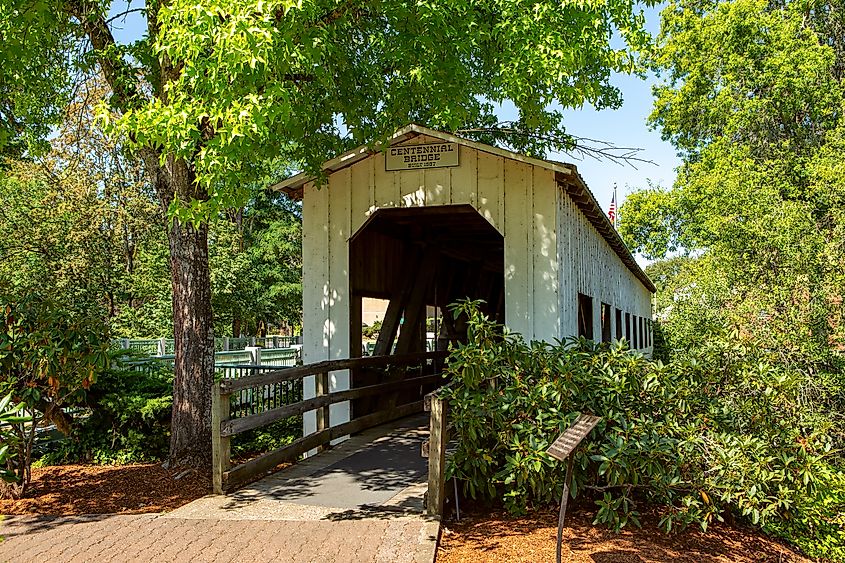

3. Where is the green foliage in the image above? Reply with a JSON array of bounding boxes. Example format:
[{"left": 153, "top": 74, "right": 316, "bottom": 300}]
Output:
[
  {"left": 621, "top": 0, "right": 845, "bottom": 363},
  {"left": 442, "top": 301, "right": 845, "bottom": 560},
  {"left": 362, "top": 320, "right": 382, "bottom": 340},
  {"left": 0, "top": 294, "right": 110, "bottom": 497},
  {"left": 0, "top": 1, "right": 74, "bottom": 157},
  {"left": 112, "top": 0, "right": 657, "bottom": 208},
  {"left": 0, "top": 393, "right": 29, "bottom": 484},
  {"left": 43, "top": 353, "right": 174, "bottom": 465},
  {"left": 0, "top": 133, "right": 303, "bottom": 340},
  {"left": 617, "top": 183, "right": 684, "bottom": 261},
  {"left": 211, "top": 191, "right": 303, "bottom": 336},
  {"left": 231, "top": 417, "right": 301, "bottom": 461}
]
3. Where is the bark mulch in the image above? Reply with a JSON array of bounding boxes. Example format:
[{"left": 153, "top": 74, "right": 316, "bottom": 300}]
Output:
[
  {"left": 0, "top": 463, "right": 209, "bottom": 515},
  {"left": 437, "top": 506, "right": 812, "bottom": 563}
]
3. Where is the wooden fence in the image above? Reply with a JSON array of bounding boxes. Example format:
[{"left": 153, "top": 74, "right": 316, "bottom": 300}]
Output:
[
  {"left": 211, "top": 350, "right": 448, "bottom": 494},
  {"left": 113, "top": 335, "right": 302, "bottom": 355}
]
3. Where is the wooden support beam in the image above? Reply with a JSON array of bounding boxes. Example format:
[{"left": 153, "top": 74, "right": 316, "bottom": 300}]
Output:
[
  {"left": 426, "top": 392, "right": 448, "bottom": 517},
  {"left": 349, "top": 293, "right": 363, "bottom": 417},
  {"left": 315, "top": 371, "right": 330, "bottom": 452},
  {"left": 350, "top": 294, "right": 363, "bottom": 358},
  {"left": 374, "top": 250, "right": 421, "bottom": 356},
  {"left": 396, "top": 249, "right": 438, "bottom": 355}
]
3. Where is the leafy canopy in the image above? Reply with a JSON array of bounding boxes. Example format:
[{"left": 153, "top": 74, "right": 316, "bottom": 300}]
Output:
[
  {"left": 2, "top": 0, "right": 652, "bottom": 216},
  {"left": 620, "top": 0, "right": 845, "bottom": 357}
]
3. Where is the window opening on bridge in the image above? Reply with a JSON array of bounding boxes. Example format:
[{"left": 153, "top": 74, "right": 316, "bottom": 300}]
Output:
[
  {"left": 577, "top": 293, "right": 593, "bottom": 340},
  {"left": 631, "top": 315, "right": 640, "bottom": 350},
  {"left": 600, "top": 302, "right": 611, "bottom": 343},
  {"left": 615, "top": 308, "right": 623, "bottom": 340},
  {"left": 625, "top": 312, "right": 631, "bottom": 344},
  {"left": 639, "top": 317, "right": 644, "bottom": 349}
]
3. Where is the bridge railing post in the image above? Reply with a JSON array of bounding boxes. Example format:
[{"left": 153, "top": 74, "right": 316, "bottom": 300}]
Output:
[
  {"left": 315, "top": 371, "right": 330, "bottom": 452},
  {"left": 426, "top": 391, "right": 448, "bottom": 518},
  {"left": 211, "top": 381, "right": 231, "bottom": 494}
]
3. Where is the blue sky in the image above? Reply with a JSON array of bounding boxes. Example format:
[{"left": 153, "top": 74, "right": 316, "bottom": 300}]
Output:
[{"left": 109, "top": 2, "right": 679, "bottom": 211}]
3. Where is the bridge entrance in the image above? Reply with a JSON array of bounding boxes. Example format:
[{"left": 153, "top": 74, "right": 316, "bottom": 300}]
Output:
[{"left": 348, "top": 205, "right": 504, "bottom": 415}]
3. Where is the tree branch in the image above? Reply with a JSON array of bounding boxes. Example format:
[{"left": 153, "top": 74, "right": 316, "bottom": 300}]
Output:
[
  {"left": 65, "top": 1, "right": 142, "bottom": 113},
  {"left": 457, "top": 122, "right": 657, "bottom": 169}
]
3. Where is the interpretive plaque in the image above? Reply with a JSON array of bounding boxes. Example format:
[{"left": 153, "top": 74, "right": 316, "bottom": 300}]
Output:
[
  {"left": 546, "top": 414, "right": 602, "bottom": 462},
  {"left": 385, "top": 142, "right": 459, "bottom": 171},
  {"left": 547, "top": 413, "right": 602, "bottom": 563}
]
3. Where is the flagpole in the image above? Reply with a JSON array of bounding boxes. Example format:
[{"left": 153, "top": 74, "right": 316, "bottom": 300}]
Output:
[{"left": 613, "top": 182, "right": 619, "bottom": 229}]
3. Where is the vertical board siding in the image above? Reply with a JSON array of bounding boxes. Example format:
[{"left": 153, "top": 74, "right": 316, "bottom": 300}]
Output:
[
  {"left": 328, "top": 167, "right": 351, "bottom": 432},
  {"left": 424, "top": 165, "right": 452, "bottom": 206},
  {"left": 503, "top": 159, "right": 531, "bottom": 337},
  {"left": 556, "top": 185, "right": 653, "bottom": 354},
  {"left": 301, "top": 180, "right": 328, "bottom": 436},
  {"left": 531, "top": 168, "right": 559, "bottom": 341},
  {"left": 476, "top": 151, "right": 504, "bottom": 233},
  {"left": 450, "top": 146, "right": 477, "bottom": 206},
  {"left": 350, "top": 157, "right": 374, "bottom": 237},
  {"left": 373, "top": 151, "right": 397, "bottom": 209}
]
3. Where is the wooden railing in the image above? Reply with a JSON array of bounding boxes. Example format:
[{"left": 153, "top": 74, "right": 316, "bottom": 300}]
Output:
[
  {"left": 212, "top": 350, "right": 448, "bottom": 493},
  {"left": 425, "top": 390, "right": 449, "bottom": 517}
]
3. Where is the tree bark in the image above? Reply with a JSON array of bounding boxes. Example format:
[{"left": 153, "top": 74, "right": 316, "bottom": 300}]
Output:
[
  {"left": 167, "top": 215, "right": 215, "bottom": 467},
  {"left": 161, "top": 158, "right": 215, "bottom": 468}
]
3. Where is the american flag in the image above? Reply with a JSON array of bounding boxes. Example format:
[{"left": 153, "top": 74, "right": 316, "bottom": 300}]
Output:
[{"left": 608, "top": 194, "right": 617, "bottom": 226}]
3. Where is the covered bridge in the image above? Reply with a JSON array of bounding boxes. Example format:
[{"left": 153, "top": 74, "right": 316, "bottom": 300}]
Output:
[{"left": 273, "top": 124, "right": 654, "bottom": 437}]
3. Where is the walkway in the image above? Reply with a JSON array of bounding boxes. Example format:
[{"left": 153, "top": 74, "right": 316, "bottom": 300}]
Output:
[{"left": 0, "top": 415, "right": 440, "bottom": 563}]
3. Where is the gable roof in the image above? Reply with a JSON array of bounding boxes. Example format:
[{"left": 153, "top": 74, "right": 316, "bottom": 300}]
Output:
[{"left": 270, "top": 124, "right": 655, "bottom": 293}]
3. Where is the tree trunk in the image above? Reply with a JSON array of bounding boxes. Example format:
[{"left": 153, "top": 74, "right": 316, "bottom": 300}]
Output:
[
  {"left": 65, "top": 0, "right": 217, "bottom": 471},
  {"left": 167, "top": 216, "right": 215, "bottom": 468}
]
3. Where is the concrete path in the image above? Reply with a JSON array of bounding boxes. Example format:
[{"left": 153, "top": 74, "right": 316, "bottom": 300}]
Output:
[{"left": 0, "top": 415, "right": 440, "bottom": 563}]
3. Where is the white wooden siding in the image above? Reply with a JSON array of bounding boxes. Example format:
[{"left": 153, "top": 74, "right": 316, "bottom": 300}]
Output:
[
  {"left": 301, "top": 179, "right": 328, "bottom": 436},
  {"left": 556, "top": 189, "right": 653, "bottom": 354},
  {"left": 301, "top": 133, "right": 653, "bottom": 440}
]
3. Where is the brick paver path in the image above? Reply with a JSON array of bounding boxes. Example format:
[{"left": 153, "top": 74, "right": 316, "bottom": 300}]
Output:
[
  {"left": 0, "top": 514, "right": 435, "bottom": 563},
  {"left": 0, "top": 416, "right": 439, "bottom": 563}
]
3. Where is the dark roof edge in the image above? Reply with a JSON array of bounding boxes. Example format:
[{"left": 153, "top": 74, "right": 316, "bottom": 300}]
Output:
[{"left": 555, "top": 169, "right": 655, "bottom": 293}]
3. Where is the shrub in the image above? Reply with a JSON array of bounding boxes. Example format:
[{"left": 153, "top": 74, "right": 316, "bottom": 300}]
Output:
[
  {"left": 0, "top": 295, "right": 109, "bottom": 498},
  {"left": 441, "top": 300, "right": 845, "bottom": 560},
  {"left": 0, "top": 394, "right": 29, "bottom": 485},
  {"left": 362, "top": 320, "right": 382, "bottom": 340},
  {"left": 41, "top": 352, "right": 173, "bottom": 465}
]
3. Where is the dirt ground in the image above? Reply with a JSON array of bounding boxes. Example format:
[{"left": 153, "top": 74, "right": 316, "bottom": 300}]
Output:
[
  {"left": 0, "top": 463, "right": 209, "bottom": 515},
  {"left": 436, "top": 506, "right": 812, "bottom": 563}
]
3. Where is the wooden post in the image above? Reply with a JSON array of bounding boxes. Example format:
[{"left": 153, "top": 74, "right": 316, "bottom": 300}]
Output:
[
  {"left": 246, "top": 346, "right": 261, "bottom": 366},
  {"left": 556, "top": 454, "right": 576, "bottom": 563},
  {"left": 426, "top": 393, "right": 447, "bottom": 517},
  {"left": 315, "top": 371, "right": 330, "bottom": 451},
  {"left": 211, "top": 382, "right": 231, "bottom": 494}
]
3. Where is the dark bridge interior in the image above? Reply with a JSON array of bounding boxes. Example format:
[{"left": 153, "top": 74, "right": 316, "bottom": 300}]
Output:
[{"left": 348, "top": 204, "right": 504, "bottom": 415}]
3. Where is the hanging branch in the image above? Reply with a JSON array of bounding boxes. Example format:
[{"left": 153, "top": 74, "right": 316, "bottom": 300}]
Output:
[{"left": 456, "top": 122, "right": 656, "bottom": 169}]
